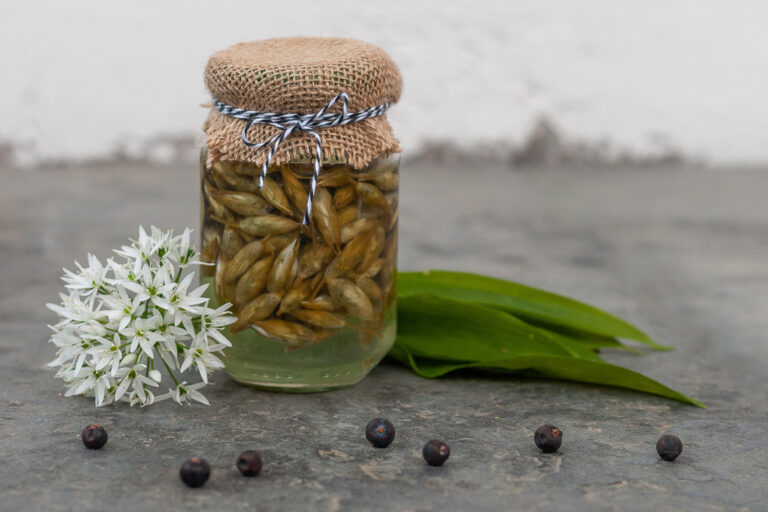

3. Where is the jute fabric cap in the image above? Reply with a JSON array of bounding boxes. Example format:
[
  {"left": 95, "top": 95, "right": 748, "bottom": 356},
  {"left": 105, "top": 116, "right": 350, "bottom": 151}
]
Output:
[{"left": 204, "top": 37, "right": 402, "bottom": 169}]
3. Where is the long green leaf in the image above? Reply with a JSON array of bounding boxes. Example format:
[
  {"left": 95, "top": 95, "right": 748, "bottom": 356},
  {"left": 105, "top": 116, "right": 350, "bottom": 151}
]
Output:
[
  {"left": 398, "top": 270, "right": 670, "bottom": 350},
  {"left": 524, "top": 321, "right": 643, "bottom": 355},
  {"left": 388, "top": 348, "right": 704, "bottom": 408},
  {"left": 393, "top": 294, "right": 702, "bottom": 407},
  {"left": 396, "top": 294, "right": 603, "bottom": 362}
]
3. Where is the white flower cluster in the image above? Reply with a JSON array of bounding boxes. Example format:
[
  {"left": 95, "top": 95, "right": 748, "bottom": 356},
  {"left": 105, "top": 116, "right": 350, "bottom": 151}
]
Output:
[{"left": 47, "top": 226, "right": 235, "bottom": 407}]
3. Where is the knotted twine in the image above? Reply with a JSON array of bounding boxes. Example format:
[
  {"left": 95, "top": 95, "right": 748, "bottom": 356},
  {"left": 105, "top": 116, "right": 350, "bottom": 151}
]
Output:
[{"left": 212, "top": 92, "right": 391, "bottom": 224}]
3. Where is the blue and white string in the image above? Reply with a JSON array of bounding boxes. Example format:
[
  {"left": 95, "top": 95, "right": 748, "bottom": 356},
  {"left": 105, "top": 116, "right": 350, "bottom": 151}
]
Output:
[{"left": 213, "top": 92, "right": 390, "bottom": 225}]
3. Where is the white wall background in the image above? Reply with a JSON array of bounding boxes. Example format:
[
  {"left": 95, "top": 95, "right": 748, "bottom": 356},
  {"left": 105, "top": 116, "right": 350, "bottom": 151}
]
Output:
[{"left": 1, "top": 1, "right": 767, "bottom": 166}]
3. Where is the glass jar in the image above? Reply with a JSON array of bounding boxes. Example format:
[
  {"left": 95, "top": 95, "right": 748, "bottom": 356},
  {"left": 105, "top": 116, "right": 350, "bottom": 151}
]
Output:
[{"left": 200, "top": 151, "right": 399, "bottom": 391}]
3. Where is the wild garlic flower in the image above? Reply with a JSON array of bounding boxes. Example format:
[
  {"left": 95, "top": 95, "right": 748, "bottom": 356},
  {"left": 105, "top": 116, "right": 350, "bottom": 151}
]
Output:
[{"left": 47, "top": 226, "right": 235, "bottom": 407}]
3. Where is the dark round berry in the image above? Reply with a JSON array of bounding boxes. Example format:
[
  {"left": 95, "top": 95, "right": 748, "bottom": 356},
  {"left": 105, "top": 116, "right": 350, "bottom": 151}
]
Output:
[
  {"left": 656, "top": 434, "right": 683, "bottom": 461},
  {"left": 365, "top": 418, "right": 395, "bottom": 448},
  {"left": 81, "top": 424, "right": 108, "bottom": 449},
  {"left": 534, "top": 424, "right": 562, "bottom": 453},
  {"left": 422, "top": 440, "right": 450, "bottom": 466},
  {"left": 180, "top": 457, "right": 211, "bottom": 488},
  {"left": 236, "top": 450, "right": 263, "bottom": 477}
]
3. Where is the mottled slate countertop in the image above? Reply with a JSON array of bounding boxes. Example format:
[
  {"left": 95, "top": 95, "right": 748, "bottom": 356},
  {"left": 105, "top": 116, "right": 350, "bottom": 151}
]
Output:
[{"left": 1, "top": 161, "right": 766, "bottom": 511}]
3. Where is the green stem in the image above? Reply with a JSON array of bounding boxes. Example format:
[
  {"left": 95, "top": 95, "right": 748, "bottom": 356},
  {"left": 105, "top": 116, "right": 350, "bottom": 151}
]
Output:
[{"left": 160, "top": 356, "right": 180, "bottom": 386}]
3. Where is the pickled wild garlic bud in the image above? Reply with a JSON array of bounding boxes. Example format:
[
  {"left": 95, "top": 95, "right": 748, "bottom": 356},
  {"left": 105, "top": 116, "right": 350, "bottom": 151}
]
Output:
[{"left": 201, "top": 157, "right": 399, "bottom": 347}]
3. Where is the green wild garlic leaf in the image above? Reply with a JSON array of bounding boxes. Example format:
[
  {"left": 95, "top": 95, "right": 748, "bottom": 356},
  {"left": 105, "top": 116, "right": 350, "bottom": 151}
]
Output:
[
  {"left": 391, "top": 293, "right": 702, "bottom": 407},
  {"left": 398, "top": 270, "right": 671, "bottom": 351}
]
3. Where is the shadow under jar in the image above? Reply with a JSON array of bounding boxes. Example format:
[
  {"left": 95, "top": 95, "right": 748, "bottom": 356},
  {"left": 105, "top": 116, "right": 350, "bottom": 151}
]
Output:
[{"left": 200, "top": 152, "right": 399, "bottom": 391}]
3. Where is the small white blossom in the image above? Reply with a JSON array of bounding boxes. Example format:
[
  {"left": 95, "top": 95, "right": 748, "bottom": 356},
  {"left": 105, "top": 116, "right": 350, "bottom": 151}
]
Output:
[
  {"left": 169, "top": 228, "right": 199, "bottom": 267},
  {"left": 156, "top": 382, "right": 210, "bottom": 406},
  {"left": 114, "top": 225, "right": 162, "bottom": 262},
  {"left": 119, "top": 315, "right": 164, "bottom": 359},
  {"left": 179, "top": 332, "right": 226, "bottom": 384},
  {"left": 62, "top": 365, "right": 115, "bottom": 407},
  {"left": 61, "top": 253, "right": 112, "bottom": 299},
  {"left": 101, "top": 286, "right": 145, "bottom": 331},
  {"left": 114, "top": 363, "right": 158, "bottom": 404},
  {"left": 152, "top": 273, "right": 209, "bottom": 329},
  {"left": 46, "top": 226, "right": 234, "bottom": 407},
  {"left": 87, "top": 333, "right": 123, "bottom": 376}
]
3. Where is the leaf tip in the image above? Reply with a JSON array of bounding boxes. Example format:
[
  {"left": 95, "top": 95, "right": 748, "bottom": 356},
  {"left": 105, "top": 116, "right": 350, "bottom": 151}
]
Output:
[{"left": 689, "top": 398, "right": 707, "bottom": 409}]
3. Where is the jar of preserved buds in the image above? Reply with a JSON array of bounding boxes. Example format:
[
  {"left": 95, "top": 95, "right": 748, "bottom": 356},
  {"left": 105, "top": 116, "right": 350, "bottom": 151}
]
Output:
[{"left": 199, "top": 38, "right": 402, "bottom": 391}]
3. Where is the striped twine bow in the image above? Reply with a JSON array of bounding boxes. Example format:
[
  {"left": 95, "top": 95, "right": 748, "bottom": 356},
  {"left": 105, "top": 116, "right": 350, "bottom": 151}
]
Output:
[{"left": 213, "top": 92, "right": 391, "bottom": 225}]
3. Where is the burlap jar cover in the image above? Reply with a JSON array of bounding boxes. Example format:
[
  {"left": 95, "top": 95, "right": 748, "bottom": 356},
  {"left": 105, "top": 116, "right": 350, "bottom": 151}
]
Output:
[{"left": 203, "top": 37, "right": 403, "bottom": 170}]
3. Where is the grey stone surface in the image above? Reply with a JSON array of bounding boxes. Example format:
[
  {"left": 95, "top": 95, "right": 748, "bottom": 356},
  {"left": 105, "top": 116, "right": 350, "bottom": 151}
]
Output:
[{"left": 1, "top": 162, "right": 767, "bottom": 511}]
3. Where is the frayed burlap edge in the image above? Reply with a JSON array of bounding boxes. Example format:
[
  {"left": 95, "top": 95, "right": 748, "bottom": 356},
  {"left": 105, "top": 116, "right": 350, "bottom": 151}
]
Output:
[{"left": 203, "top": 109, "right": 400, "bottom": 169}]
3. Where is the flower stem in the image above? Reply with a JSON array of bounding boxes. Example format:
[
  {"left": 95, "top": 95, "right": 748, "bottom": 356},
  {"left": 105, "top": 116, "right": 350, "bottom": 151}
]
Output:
[{"left": 160, "top": 356, "right": 180, "bottom": 386}]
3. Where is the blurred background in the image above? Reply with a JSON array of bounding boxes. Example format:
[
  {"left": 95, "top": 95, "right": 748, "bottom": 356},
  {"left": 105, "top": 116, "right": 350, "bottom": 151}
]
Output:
[{"left": 2, "top": 0, "right": 767, "bottom": 168}]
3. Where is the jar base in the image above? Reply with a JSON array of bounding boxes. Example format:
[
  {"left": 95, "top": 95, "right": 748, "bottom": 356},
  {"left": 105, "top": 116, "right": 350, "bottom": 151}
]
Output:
[
  {"left": 225, "top": 359, "right": 379, "bottom": 393},
  {"left": 219, "top": 302, "right": 397, "bottom": 394}
]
